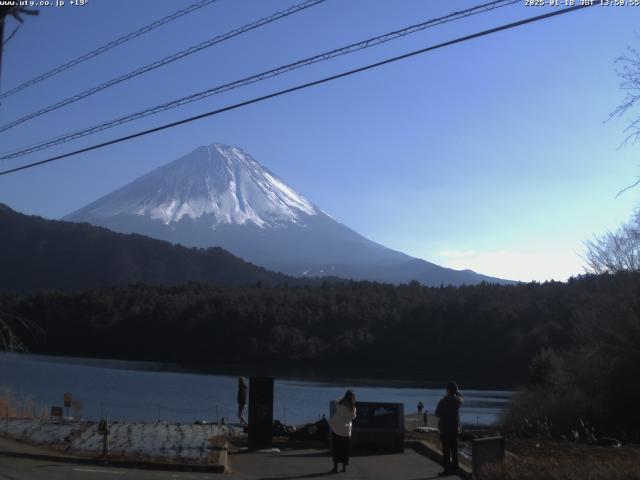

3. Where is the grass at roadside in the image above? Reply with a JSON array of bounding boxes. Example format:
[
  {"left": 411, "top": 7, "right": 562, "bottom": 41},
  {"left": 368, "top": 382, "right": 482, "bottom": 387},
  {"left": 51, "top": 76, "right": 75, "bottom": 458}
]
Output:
[
  {"left": 479, "top": 438, "right": 640, "bottom": 480},
  {"left": 407, "top": 422, "right": 640, "bottom": 480},
  {"left": 0, "top": 389, "right": 46, "bottom": 419},
  {"left": 480, "top": 454, "right": 640, "bottom": 480}
]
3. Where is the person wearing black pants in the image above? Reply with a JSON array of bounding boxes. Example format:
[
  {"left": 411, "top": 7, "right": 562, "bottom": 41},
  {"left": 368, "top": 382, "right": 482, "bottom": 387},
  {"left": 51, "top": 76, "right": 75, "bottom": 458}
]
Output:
[
  {"left": 328, "top": 390, "right": 357, "bottom": 473},
  {"left": 440, "top": 432, "right": 459, "bottom": 475},
  {"left": 435, "top": 381, "right": 464, "bottom": 476}
]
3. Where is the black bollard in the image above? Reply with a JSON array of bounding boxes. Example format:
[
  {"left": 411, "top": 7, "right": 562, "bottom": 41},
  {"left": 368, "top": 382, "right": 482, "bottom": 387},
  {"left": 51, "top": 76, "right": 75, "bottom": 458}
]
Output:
[{"left": 248, "top": 377, "right": 274, "bottom": 450}]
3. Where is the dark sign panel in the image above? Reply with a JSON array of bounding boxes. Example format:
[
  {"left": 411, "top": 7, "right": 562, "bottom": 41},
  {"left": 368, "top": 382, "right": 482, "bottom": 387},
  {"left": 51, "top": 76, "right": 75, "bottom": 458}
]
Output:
[
  {"left": 353, "top": 402, "right": 402, "bottom": 430},
  {"left": 50, "top": 406, "right": 63, "bottom": 417},
  {"left": 330, "top": 400, "right": 404, "bottom": 453}
]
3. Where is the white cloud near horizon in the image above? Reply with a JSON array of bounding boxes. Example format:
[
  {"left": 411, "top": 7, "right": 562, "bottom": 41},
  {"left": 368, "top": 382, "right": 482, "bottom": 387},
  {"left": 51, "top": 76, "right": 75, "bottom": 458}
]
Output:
[
  {"left": 439, "top": 249, "right": 586, "bottom": 282},
  {"left": 439, "top": 249, "right": 476, "bottom": 258}
]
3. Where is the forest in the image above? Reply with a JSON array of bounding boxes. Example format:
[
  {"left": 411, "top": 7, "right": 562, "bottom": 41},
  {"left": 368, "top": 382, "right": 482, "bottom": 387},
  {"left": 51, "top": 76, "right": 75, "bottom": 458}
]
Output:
[
  {"left": 2, "top": 271, "right": 637, "bottom": 389},
  {"left": 0, "top": 203, "right": 303, "bottom": 291}
]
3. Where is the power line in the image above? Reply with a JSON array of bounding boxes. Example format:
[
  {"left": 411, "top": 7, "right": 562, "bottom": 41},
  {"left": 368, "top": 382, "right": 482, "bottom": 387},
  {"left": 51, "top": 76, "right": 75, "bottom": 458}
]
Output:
[
  {"left": 0, "top": 0, "right": 219, "bottom": 100},
  {"left": 0, "top": 0, "right": 326, "bottom": 133},
  {"left": 0, "top": 3, "right": 596, "bottom": 178},
  {"left": 0, "top": 0, "right": 520, "bottom": 159}
]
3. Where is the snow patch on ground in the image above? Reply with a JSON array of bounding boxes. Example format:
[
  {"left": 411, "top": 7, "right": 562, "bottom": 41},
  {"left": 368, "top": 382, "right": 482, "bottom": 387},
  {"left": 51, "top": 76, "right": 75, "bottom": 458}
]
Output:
[
  {"left": 0, "top": 418, "right": 228, "bottom": 463},
  {"left": 1, "top": 418, "right": 77, "bottom": 444}
]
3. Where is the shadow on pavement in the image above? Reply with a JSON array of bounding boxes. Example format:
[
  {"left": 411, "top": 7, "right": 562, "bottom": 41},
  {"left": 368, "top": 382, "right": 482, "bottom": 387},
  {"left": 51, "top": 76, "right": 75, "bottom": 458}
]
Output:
[
  {"left": 255, "top": 471, "right": 334, "bottom": 480},
  {"left": 275, "top": 451, "right": 330, "bottom": 459}
]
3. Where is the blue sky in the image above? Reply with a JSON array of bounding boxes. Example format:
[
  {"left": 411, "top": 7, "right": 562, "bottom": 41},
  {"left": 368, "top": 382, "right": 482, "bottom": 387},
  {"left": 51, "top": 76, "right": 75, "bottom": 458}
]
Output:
[{"left": 0, "top": 0, "right": 638, "bottom": 282}]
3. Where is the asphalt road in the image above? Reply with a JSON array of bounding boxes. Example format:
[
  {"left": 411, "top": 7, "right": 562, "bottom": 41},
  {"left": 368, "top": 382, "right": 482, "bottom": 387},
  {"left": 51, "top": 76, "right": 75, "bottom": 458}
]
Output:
[
  {"left": 226, "top": 447, "right": 461, "bottom": 480},
  {"left": 0, "top": 449, "right": 462, "bottom": 480},
  {"left": 0, "top": 456, "right": 219, "bottom": 480}
]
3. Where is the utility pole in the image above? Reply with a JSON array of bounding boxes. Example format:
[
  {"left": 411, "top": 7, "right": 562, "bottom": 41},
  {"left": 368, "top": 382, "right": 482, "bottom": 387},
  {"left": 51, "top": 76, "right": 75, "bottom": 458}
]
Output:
[
  {"left": 0, "top": 11, "right": 6, "bottom": 85},
  {"left": 0, "top": 6, "right": 39, "bottom": 92}
]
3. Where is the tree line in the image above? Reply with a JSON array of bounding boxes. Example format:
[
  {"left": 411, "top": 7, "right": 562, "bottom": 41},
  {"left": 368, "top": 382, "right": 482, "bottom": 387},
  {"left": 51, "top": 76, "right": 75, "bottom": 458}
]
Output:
[{"left": 2, "top": 272, "right": 637, "bottom": 391}]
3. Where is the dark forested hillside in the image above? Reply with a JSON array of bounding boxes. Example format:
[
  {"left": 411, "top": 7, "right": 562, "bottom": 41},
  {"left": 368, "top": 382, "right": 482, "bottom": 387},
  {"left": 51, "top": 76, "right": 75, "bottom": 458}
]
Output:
[
  {"left": 0, "top": 203, "right": 294, "bottom": 291},
  {"left": 3, "top": 272, "right": 637, "bottom": 387}
]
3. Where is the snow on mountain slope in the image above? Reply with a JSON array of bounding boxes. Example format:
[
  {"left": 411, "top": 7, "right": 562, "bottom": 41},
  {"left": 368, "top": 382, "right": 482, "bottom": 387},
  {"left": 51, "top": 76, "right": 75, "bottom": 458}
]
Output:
[{"left": 69, "top": 143, "right": 319, "bottom": 228}]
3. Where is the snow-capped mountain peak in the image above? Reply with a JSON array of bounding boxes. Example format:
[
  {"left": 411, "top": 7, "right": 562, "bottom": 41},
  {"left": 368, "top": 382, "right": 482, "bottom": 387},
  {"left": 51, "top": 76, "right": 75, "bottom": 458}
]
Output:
[
  {"left": 68, "top": 143, "right": 320, "bottom": 229},
  {"left": 65, "top": 142, "right": 512, "bottom": 286}
]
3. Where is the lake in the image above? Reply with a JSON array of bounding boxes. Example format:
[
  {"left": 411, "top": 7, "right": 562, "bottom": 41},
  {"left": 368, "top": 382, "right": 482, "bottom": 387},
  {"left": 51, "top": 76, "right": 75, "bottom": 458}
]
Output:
[{"left": 0, "top": 353, "right": 511, "bottom": 426}]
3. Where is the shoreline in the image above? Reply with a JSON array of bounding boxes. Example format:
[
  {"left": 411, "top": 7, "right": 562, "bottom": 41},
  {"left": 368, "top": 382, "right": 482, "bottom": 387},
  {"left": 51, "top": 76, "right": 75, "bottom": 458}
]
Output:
[{"left": 3, "top": 352, "right": 516, "bottom": 392}]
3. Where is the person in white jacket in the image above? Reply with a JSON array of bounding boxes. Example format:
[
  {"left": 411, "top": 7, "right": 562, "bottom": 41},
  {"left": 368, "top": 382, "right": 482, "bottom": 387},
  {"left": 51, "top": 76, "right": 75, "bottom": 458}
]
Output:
[{"left": 329, "top": 390, "right": 357, "bottom": 473}]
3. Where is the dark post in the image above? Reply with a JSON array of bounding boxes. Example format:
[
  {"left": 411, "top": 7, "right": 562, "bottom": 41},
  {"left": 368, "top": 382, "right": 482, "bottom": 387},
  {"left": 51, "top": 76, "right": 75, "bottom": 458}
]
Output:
[
  {"left": 98, "top": 417, "right": 110, "bottom": 459},
  {"left": 102, "top": 427, "right": 109, "bottom": 458},
  {"left": 0, "top": 15, "right": 5, "bottom": 83},
  {"left": 248, "top": 376, "right": 274, "bottom": 450}
]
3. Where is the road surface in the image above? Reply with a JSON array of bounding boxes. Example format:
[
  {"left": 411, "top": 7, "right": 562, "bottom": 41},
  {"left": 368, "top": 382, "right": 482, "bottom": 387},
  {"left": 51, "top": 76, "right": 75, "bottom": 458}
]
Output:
[{"left": 0, "top": 449, "right": 463, "bottom": 479}]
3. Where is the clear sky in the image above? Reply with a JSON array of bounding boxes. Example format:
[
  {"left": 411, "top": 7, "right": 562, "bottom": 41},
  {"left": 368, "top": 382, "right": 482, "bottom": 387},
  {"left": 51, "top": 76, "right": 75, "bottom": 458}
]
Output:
[{"left": 0, "top": 0, "right": 638, "bottom": 282}]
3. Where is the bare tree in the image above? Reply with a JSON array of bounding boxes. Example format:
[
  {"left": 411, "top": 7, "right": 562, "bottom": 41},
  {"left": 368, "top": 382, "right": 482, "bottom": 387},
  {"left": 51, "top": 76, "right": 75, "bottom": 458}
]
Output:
[
  {"left": 609, "top": 43, "right": 640, "bottom": 195},
  {"left": 584, "top": 211, "right": 640, "bottom": 274},
  {"left": 609, "top": 45, "right": 640, "bottom": 138},
  {"left": 584, "top": 43, "right": 640, "bottom": 272},
  {"left": 0, "top": 312, "right": 44, "bottom": 352}
]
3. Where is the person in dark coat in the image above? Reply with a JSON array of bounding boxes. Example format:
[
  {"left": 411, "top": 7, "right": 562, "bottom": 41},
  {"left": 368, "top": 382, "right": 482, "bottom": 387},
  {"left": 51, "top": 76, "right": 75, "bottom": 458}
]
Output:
[
  {"left": 329, "top": 390, "right": 357, "bottom": 473},
  {"left": 237, "top": 377, "right": 248, "bottom": 425},
  {"left": 435, "top": 381, "right": 464, "bottom": 476}
]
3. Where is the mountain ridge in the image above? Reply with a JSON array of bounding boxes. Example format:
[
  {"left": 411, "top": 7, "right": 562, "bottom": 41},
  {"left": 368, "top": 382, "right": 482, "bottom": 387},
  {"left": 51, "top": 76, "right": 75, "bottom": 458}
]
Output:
[
  {"left": 65, "top": 142, "right": 513, "bottom": 286},
  {"left": 0, "top": 203, "right": 297, "bottom": 292}
]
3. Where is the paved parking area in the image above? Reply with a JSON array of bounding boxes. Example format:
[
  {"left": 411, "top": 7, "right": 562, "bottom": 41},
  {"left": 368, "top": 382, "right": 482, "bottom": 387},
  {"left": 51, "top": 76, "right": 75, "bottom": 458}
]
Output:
[{"left": 227, "top": 447, "right": 463, "bottom": 480}]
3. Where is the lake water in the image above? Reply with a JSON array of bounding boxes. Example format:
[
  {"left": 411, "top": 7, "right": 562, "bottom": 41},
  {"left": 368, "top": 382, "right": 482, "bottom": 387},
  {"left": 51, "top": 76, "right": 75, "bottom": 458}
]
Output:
[{"left": 0, "top": 353, "right": 511, "bottom": 426}]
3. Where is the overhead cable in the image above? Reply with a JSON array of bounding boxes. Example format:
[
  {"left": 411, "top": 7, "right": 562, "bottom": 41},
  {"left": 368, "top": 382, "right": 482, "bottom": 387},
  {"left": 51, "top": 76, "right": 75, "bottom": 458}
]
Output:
[
  {"left": 0, "top": 0, "right": 219, "bottom": 100},
  {"left": 0, "top": 4, "right": 596, "bottom": 178},
  {"left": 0, "top": 0, "right": 519, "bottom": 158},
  {"left": 0, "top": 0, "right": 326, "bottom": 133}
]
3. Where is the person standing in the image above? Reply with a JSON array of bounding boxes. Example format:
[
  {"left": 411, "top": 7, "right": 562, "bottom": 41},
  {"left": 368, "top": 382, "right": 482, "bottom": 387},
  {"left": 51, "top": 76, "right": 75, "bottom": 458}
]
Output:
[
  {"left": 435, "top": 381, "right": 464, "bottom": 476},
  {"left": 329, "top": 390, "right": 357, "bottom": 473},
  {"left": 237, "top": 377, "right": 248, "bottom": 425}
]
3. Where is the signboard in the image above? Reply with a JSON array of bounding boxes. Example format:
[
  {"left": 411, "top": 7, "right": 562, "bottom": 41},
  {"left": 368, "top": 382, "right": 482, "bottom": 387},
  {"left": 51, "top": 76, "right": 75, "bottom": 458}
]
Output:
[
  {"left": 330, "top": 401, "right": 404, "bottom": 453},
  {"left": 472, "top": 436, "right": 505, "bottom": 478},
  {"left": 71, "top": 400, "right": 83, "bottom": 418},
  {"left": 248, "top": 377, "right": 274, "bottom": 450},
  {"left": 50, "top": 406, "right": 63, "bottom": 417},
  {"left": 63, "top": 393, "right": 72, "bottom": 407},
  {"left": 353, "top": 403, "right": 402, "bottom": 430}
]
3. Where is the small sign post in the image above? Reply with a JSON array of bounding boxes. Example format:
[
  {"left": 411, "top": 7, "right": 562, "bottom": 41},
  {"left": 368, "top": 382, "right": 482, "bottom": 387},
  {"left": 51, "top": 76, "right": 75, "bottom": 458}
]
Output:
[
  {"left": 98, "top": 417, "right": 110, "bottom": 458},
  {"left": 63, "top": 393, "right": 72, "bottom": 419},
  {"left": 50, "top": 406, "right": 63, "bottom": 419}
]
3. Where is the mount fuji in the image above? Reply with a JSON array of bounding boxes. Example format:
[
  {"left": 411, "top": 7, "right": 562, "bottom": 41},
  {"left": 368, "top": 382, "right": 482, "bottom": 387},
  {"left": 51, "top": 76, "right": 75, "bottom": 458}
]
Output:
[{"left": 65, "top": 143, "right": 509, "bottom": 286}]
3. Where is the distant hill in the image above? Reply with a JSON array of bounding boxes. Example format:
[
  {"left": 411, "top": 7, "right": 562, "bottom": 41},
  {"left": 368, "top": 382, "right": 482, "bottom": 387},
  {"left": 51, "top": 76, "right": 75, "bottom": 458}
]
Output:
[{"left": 0, "top": 203, "right": 294, "bottom": 292}]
